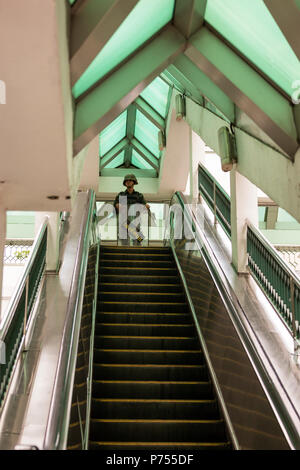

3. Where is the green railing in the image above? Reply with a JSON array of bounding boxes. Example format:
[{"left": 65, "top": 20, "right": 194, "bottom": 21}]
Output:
[
  {"left": 198, "top": 164, "right": 231, "bottom": 237},
  {"left": 247, "top": 224, "right": 300, "bottom": 343},
  {"left": 0, "top": 221, "right": 48, "bottom": 407}
]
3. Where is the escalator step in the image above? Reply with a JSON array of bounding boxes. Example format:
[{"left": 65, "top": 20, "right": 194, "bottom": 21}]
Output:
[
  {"left": 99, "top": 283, "right": 182, "bottom": 293},
  {"left": 95, "top": 323, "right": 195, "bottom": 337},
  {"left": 94, "top": 348, "right": 204, "bottom": 365},
  {"left": 99, "top": 275, "right": 179, "bottom": 284},
  {"left": 92, "top": 363, "right": 208, "bottom": 381},
  {"left": 100, "top": 267, "right": 178, "bottom": 276},
  {"left": 97, "top": 301, "right": 189, "bottom": 313},
  {"left": 89, "top": 441, "right": 231, "bottom": 450},
  {"left": 96, "top": 312, "right": 191, "bottom": 325},
  {"left": 98, "top": 292, "right": 186, "bottom": 303},
  {"left": 100, "top": 253, "right": 173, "bottom": 262},
  {"left": 89, "top": 419, "right": 226, "bottom": 442},
  {"left": 92, "top": 380, "right": 213, "bottom": 399},
  {"left": 100, "top": 247, "right": 171, "bottom": 255},
  {"left": 90, "top": 398, "right": 219, "bottom": 420},
  {"left": 94, "top": 335, "right": 199, "bottom": 350},
  {"left": 101, "top": 260, "right": 175, "bottom": 268}
]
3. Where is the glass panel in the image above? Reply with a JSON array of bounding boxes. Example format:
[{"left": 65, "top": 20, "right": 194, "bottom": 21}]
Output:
[
  {"left": 131, "top": 149, "right": 153, "bottom": 170},
  {"left": 99, "top": 111, "right": 127, "bottom": 157},
  {"left": 105, "top": 150, "right": 125, "bottom": 169},
  {"left": 134, "top": 110, "right": 160, "bottom": 158},
  {"left": 205, "top": 0, "right": 300, "bottom": 98},
  {"left": 140, "top": 76, "right": 170, "bottom": 117},
  {"left": 73, "top": 0, "right": 175, "bottom": 98}
]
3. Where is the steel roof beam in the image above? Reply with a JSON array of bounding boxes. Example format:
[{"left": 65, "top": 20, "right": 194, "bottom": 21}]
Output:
[
  {"left": 134, "top": 97, "right": 165, "bottom": 131},
  {"left": 263, "top": 0, "right": 300, "bottom": 61},
  {"left": 124, "top": 105, "right": 136, "bottom": 167},
  {"left": 172, "top": 54, "right": 236, "bottom": 123},
  {"left": 173, "top": 0, "right": 207, "bottom": 39},
  {"left": 131, "top": 138, "right": 159, "bottom": 172},
  {"left": 70, "top": 0, "right": 139, "bottom": 86},
  {"left": 185, "top": 27, "right": 299, "bottom": 159},
  {"left": 100, "top": 137, "right": 129, "bottom": 170},
  {"left": 73, "top": 25, "right": 186, "bottom": 156}
]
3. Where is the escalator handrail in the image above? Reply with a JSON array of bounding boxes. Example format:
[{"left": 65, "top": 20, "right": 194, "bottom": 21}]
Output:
[
  {"left": 171, "top": 191, "right": 300, "bottom": 450},
  {"left": 0, "top": 218, "right": 48, "bottom": 339},
  {"left": 168, "top": 194, "right": 239, "bottom": 450},
  {"left": 43, "top": 190, "right": 97, "bottom": 450}
]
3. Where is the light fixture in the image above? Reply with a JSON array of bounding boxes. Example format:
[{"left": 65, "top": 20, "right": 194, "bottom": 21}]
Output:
[
  {"left": 175, "top": 94, "right": 185, "bottom": 121},
  {"left": 158, "top": 130, "right": 166, "bottom": 151},
  {"left": 218, "top": 127, "right": 237, "bottom": 172}
]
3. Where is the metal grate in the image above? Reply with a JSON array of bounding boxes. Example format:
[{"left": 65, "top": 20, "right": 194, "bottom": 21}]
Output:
[{"left": 4, "top": 239, "right": 34, "bottom": 264}]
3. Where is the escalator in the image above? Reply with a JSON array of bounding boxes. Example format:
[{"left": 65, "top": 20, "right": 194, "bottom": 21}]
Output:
[{"left": 87, "top": 245, "right": 232, "bottom": 450}]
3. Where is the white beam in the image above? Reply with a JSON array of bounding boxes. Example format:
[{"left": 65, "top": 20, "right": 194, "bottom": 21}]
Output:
[
  {"left": 73, "top": 25, "right": 186, "bottom": 155},
  {"left": 70, "top": 0, "right": 139, "bottom": 85}
]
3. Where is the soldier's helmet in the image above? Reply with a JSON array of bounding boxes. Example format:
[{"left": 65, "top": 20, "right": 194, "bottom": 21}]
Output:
[{"left": 123, "top": 174, "right": 138, "bottom": 186}]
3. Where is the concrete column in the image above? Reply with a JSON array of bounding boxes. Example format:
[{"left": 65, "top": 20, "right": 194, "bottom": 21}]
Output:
[
  {"left": 0, "top": 207, "right": 6, "bottom": 318},
  {"left": 230, "top": 168, "right": 258, "bottom": 273},
  {"left": 35, "top": 212, "right": 60, "bottom": 272}
]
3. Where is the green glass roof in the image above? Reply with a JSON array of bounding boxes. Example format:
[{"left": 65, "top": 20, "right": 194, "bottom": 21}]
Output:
[
  {"left": 99, "top": 75, "right": 171, "bottom": 174},
  {"left": 205, "top": 0, "right": 300, "bottom": 97},
  {"left": 99, "top": 110, "right": 127, "bottom": 157},
  {"left": 135, "top": 110, "right": 160, "bottom": 158},
  {"left": 131, "top": 149, "right": 153, "bottom": 170},
  {"left": 105, "top": 151, "right": 125, "bottom": 169},
  {"left": 140, "top": 76, "right": 170, "bottom": 118},
  {"left": 73, "top": 0, "right": 175, "bottom": 99}
]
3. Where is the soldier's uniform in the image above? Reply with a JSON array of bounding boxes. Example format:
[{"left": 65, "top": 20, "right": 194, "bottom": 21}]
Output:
[{"left": 114, "top": 174, "right": 148, "bottom": 245}]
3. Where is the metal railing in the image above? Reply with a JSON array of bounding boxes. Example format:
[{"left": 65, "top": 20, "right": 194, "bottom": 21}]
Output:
[
  {"left": 43, "top": 190, "right": 99, "bottom": 450},
  {"left": 247, "top": 223, "right": 300, "bottom": 349},
  {"left": 168, "top": 191, "right": 300, "bottom": 450},
  {"left": 0, "top": 220, "right": 48, "bottom": 407},
  {"left": 198, "top": 164, "right": 231, "bottom": 237},
  {"left": 198, "top": 163, "right": 300, "bottom": 353}
]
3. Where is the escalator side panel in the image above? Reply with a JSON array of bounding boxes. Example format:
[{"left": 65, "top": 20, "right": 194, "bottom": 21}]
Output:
[{"left": 175, "top": 247, "right": 290, "bottom": 450}]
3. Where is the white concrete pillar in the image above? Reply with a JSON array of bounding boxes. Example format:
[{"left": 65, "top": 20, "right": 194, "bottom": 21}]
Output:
[
  {"left": 230, "top": 168, "right": 258, "bottom": 273},
  {"left": 0, "top": 207, "right": 7, "bottom": 318},
  {"left": 35, "top": 212, "right": 60, "bottom": 272}
]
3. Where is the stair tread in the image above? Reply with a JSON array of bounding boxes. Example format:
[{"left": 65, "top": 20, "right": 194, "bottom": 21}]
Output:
[
  {"left": 94, "top": 364, "right": 201, "bottom": 368},
  {"left": 91, "top": 419, "right": 222, "bottom": 423},
  {"left": 97, "top": 323, "right": 193, "bottom": 327},
  {"left": 90, "top": 441, "right": 230, "bottom": 446},
  {"left": 95, "top": 348, "right": 202, "bottom": 352},
  {"left": 93, "top": 380, "right": 209, "bottom": 384},
  {"left": 96, "top": 335, "right": 196, "bottom": 339},
  {"left": 93, "top": 398, "right": 215, "bottom": 403}
]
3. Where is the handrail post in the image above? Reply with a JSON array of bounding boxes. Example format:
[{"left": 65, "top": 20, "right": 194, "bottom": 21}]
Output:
[
  {"left": 290, "top": 277, "right": 300, "bottom": 363},
  {"left": 23, "top": 275, "right": 29, "bottom": 338},
  {"left": 213, "top": 181, "right": 217, "bottom": 227}
]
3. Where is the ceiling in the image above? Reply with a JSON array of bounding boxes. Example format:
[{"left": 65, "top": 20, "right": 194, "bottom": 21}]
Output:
[{"left": 70, "top": 0, "right": 300, "bottom": 168}]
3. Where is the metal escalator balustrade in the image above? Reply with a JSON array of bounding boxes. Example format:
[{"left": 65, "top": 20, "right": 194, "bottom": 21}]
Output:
[
  {"left": 0, "top": 220, "right": 48, "bottom": 408},
  {"left": 198, "top": 163, "right": 300, "bottom": 355},
  {"left": 85, "top": 245, "right": 232, "bottom": 450},
  {"left": 171, "top": 191, "right": 299, "bottom": 450}
]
